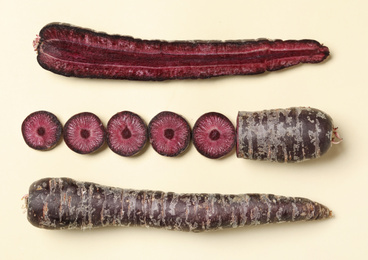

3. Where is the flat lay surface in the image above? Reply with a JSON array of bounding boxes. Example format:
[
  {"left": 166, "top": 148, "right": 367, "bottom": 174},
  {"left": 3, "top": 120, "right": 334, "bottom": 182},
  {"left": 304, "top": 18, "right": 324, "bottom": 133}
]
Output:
[{"left": 1, "top": 1, "right": 367, "bottom": 259}]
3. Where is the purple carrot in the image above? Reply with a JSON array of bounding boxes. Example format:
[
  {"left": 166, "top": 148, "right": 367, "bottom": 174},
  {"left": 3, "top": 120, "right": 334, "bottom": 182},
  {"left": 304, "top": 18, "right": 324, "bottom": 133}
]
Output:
[
  {"left": 21, "top": 110, "right": 62, "bottom": 151},
  {"left": 236, "top": 107, "right": 342, "bottom": 163},
  {"left": 26, "top": 177, "right": 332, "bottom": 232},
  {"left": 33, "top": 23, "right": 330, "bottom": 81}
]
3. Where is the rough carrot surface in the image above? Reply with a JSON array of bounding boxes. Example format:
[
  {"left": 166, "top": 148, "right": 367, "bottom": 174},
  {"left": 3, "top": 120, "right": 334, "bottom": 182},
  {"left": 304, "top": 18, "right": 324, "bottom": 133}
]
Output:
[
  {"left": 236, "top": 107, "right": 341, "bottom": 162},
  {"left": 34, "top": 23, "right": 330, "bottom": 81},
  {"left": 26, "top": 178, "right": 332, "bottom": 232}
]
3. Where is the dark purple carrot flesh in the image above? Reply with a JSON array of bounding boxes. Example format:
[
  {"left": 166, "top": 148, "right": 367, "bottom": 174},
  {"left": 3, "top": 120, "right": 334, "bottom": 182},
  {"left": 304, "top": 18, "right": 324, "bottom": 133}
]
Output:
[
  {"left": 236, "top": 107, "right": 342, "bottom": 163},
  {"left": 21, "top": 111, "right": 62, "bottom": 151},
  {"left": 26, "top": 177, "right": 332, "bottom": 231},
  {"left": 106, "top": 111, "right": 147, "bottom": 157},
  {"left": 193, "top": 112, "right": 236, "bottom": 159},
  {"left": 64, "top": 112, "right": 106, "bottom": 154},
  {"left": 34, "top": 23, "right": 330, "bottom": 81},
  {"left": 148, "top": 111, "right": 191, "bottom": 157}
]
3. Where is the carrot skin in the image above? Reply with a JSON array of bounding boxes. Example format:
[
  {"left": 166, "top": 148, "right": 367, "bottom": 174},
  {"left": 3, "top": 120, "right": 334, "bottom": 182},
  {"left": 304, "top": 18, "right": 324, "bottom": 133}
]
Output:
[
  {"left": 27, "top": 178, "right": 331, "bottom": 232},
  {"left": 236, "top": 107, "right": 336, "bottom": 162},
  {"left": 35, "top": 23, "right": 330, "bottom": 81}
]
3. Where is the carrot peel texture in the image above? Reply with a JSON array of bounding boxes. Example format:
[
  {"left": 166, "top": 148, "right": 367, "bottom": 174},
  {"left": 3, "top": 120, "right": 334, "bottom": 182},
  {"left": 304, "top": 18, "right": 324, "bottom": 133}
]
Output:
[
  {"left": 27, "top": 178, "right": 332, "bottom": 232},
  {"left": 236, "top": 107, "right": 340, "bottom": 163}
]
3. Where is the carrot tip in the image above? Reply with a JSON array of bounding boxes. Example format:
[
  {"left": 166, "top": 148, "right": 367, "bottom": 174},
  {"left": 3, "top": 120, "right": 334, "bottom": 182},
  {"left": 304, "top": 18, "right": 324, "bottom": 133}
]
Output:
[
  {"left": 21, "top": 194, "right": 29, "bottom": 212},
  {"left": 332, "top": 127, "right": 343, "bottom": 144},
  {"left": 33, "top": 35, "right": 40, "bottom": 51}
]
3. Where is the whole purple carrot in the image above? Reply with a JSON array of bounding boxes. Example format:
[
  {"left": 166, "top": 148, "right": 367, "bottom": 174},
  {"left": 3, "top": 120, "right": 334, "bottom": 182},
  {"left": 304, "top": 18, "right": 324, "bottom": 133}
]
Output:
[{"left": 26, "top": 178, "right": 332, "bottom": 232}]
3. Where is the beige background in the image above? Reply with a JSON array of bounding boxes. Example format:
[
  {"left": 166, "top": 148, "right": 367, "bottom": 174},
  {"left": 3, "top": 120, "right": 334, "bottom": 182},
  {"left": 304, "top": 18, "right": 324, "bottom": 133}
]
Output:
[{"left": 1, "top": 1, "right": 367, "bottom": 259}]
